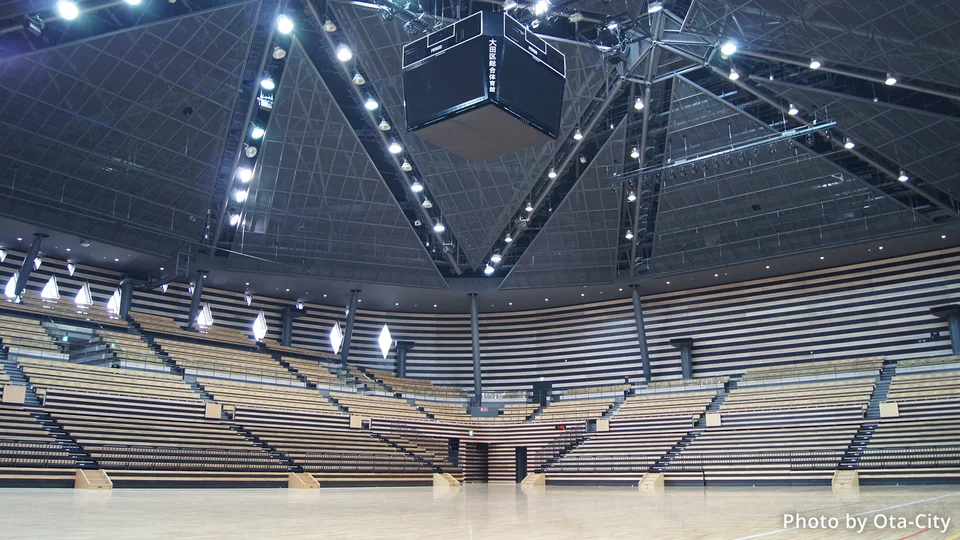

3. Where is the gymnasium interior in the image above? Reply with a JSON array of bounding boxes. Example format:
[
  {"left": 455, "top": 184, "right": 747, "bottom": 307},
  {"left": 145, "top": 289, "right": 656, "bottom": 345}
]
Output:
[{"left": 0, "top": 0, "right": 959, "bottom": 537}]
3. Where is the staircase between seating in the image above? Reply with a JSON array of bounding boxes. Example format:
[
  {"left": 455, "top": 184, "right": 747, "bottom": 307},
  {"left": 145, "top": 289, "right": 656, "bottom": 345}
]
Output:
[
  {"left": 600, "top": 392, "right": 629, "bottom": 419},
  {"left": 228, "top": 424, "right": 298, "bottom": 471},
  {"left": 273, "top": 353, "right": 315, "bottom": 388},
  {"left": 187, "top": 376, "right": 216, "bottom": 402},
  {"left": 693, "top": 375, "right": 738, "bottom": 428},
  {"left": 536, "top": 425, "right": 590, "bottom": 473},
  {"left": 371, "top": 432, "right": 454, "bottom": 474},
  {"left": 29, "top": 409, "right": 95, "bottom": 468},
  {"left": 649, "top": 430, "right": 701, "bottom": 473},
  {"left": 0, "top": 347, "right": 41, "bottom": 406},
  {"left": 836, "top": 360, "right": 896, "bottom": 470}
]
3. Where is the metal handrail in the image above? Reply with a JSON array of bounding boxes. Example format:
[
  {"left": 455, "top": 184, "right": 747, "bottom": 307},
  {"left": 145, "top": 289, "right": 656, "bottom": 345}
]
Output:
[
  {"left": 0, "top": 439, "right": 77, "bottom": 468},
  {"left": 174, "top": 358, "right": 302, "bottom": 386},
  {"left": 856, "top": 446, "right": 960, "bottom": 469},
  {"left": 740, "top": 360, "right": 883, "bottom": 384},
  {"left": 670, "top": 451, "right": 845, "bottom": 471},
  {"left": 301, "top": 451, "right": 432, "bottom": 473}
]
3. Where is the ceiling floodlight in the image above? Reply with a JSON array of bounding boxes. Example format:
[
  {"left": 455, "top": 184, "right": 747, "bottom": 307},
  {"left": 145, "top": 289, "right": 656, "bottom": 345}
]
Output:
[
  {"left": 533, "top": 0, "right": 549, "bottom": 16},
  {"left": 809, "top": 58, "right": 821, "bottom": 69},
  {"left": 728, "top": 67, "right": 740, "bottom": 80},
  {"left": 401, "top": 159, "right": 413, "bottom": 172},
  {"left": 624, "top": 229, "right": 634, "bottom": 240},
  {"left": 548, "top": 167, "right": 557, "bottom": 179},
  {"left": 260, "top": 74, "right": 276, "bottom": 90},
  {"left": 160, "top": 283, "right": 169, "bottom": 294},
  {"left": 720, "top": 41, "right": 737, "bottom": 56},
  {"left": 490, "top": 251, "right": 502, "bottom": 264},
  {"left": 234, "top": 189, "right": 248, "bottom": 203},
  {"left": 647, "top": 1, "right": 663, "bottom": 13},
  {"left": 630, "top": 147, "right": 640, "bottom": 159},
  {"left": 322, "top": 19, "right": 337, "bottom": 32},
  {"left": 433, "top": 222, "right": 445, "bottom": 233},
  {"left": 251, "top": 125, "right": 265, "bottom": 139},
  {"left": 788, "top": 104, "right": 799, "bottom": 116},
  {"left": 364, "top": 96, "right": 379, "bottom": 110},
  {"left": 352, "top": 72, "right": 366, "bottom": 85},
  {"left": 573, "top": 128, "right": 583, "bottom": 140},
  {"left": 627, "top": 190, "right": 637, "bottom": 202},
  {"left": 236, "top": 167, "right": 253, "bottom": 183},
  {"left": 410, "top": 179, "right": 424, "bottom": 193},
  {"left": 388, "top": 141, "right": 402, "bottom": 154},
  {"left": 336, "top": 44, "right": 353, "bottom": 62},
  {"left": 884, "top": 73, "right": 897, "bottom": 86},
  {"left": 483, "top": 264, "right": 495, "bottom": 276},
  {"left": 57, "top": 0, "right": 79, "bottom": 20},
  {"left": 898, "top": 170, "right": 909, "bottom": 182},
  {"left": 378, "top": 118, "right": 391, "bottom": 131},
  {"left": 4, "top": 272, "right": 17, "bottom": 299},
  {"left": 276, "top": 14, "right": 294, "bottom": 34},
  {"left": 504, "top": 233, "right": 513, "bottom": 243},
  {"left": 634, "top": 97, "right": 644, "bottom": 110}
]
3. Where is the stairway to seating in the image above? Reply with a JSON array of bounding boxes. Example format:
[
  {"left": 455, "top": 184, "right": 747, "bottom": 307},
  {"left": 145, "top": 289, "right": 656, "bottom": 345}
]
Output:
[
  {"left": 865, "top": 359, "right": 897, "bottom": 419},
  {"left": 0, "top": 404, "right": 80, "bottom": 487},
  {"left": 0, "top": 349, "right": 41, "bottom": 406},
  {"left": 532, "top": 395, "right": 619, "bottom": 424}
]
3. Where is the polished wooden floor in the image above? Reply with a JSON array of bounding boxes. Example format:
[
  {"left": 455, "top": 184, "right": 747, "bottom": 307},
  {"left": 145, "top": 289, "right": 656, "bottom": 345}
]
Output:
[{"left": 0, "top": 484, "right": 957, "bottom": 539}]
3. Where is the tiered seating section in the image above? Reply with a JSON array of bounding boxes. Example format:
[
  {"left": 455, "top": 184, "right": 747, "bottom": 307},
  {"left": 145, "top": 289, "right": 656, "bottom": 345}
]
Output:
[
  {"left": 414, "top": 400, "right": 537, "bottom": 423},
  {"left": 3, "top": 289, "right": 125, "bottom": 329},
  {"left": 533, "top": 396, "right": 617, "bottom": 423},
  {"left": 0, "top": 405, "right": 77, "bottom": 486},
  {"left": 616, "top": 389, "right": 716, "bottom": 420},
  {"left": 364, "top": 368, "right": 469, "bottom": 400},
  {"left": 131, "top": 312, "right": 254, "bottom": 347},
  {"left": 330, "top": 391, "right": 427, "bottom": 420},
  {"left": 20, "top": 358, "right": 198, "bottom": 403},
  {"left": 198, "top": 378, "right": 340, "bottom": 415},
  {"left": 281, "top": 354, "right": 346, "bottom": 389},
  {"left": 154, "top": 337, "right": 294, "bottom": 383}
]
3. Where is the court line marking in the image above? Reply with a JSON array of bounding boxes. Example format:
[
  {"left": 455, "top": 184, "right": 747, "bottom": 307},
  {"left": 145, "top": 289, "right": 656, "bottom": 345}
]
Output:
[
  {"left": 732, "top": 491, "right": 960, "bottom": 540},
  {"left": 897, "top": 529, "right": 929, "bottom": 540}
]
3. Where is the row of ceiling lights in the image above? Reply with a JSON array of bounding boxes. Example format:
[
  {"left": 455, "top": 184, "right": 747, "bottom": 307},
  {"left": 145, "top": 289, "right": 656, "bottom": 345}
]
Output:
[{"left": 718, "top": 41, "right": 912, "bottom": 185}]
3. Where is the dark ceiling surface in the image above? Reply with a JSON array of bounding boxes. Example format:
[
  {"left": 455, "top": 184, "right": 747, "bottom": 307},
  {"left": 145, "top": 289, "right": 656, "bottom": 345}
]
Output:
[{"left": 0, "top": 0, "right": 956, "bottom": 303}]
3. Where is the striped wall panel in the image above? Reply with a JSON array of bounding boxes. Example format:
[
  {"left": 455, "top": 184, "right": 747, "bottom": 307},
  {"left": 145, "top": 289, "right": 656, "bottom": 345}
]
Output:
[{"left": 641, "top": 248, "right": 960, "bottom": 380}]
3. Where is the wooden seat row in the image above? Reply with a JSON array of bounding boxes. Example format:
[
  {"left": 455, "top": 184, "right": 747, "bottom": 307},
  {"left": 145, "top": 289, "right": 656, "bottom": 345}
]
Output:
[
  {"left": 739, "top": 357, "right": 883, "bottom": 383},
  {"left": 18, "top": 358, "right": 199, "bottom": 403},
  {"left": 329, "top": 391, "right": 428, "bottom": 420},
  {"left": 365, "top": 368, "right": 468, "bottom": 400},
  {"left": 615, "top": 389, "right": 716, "bottom": 420},
  {"left": 197, "top": 378, "right": 341, "bottom": 415},
  {"left": 534, "top": 396, "right": 616, "bottom": 423}
]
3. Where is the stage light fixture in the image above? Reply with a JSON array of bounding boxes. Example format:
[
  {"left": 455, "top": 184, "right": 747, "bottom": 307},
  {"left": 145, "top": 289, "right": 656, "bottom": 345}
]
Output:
[
  {"left": 236, "top": 167, "right": 253, "bottom": 183},
  {"left": 630, "top": 147, "right": 640, "bottom": 159},
  {"left": 421, "top": 198, "right": 433, "bottom": 209},
  {"left": 388, "top": 141, "right": 402, "bottom": 154},
  {"left": 433, "top": 222, "right": 445, "bottom": 233},
  {"left": 250, "top": 125, "right": 265, "bottom": 139},
  {"left": 272, "top": 45, "right": 286, "bottom": 59},
  {"left": 410, "top": 179, "right": 424, "bottom": 193},
  {"left": 57, "top": 0, "right": 79, "bottom": 20},
  {"left": 490, "top": 252, "right": 502, "bottom": 264},
  {"left": 234, "top": 190, "right": 248, "bottom": 203},
  {"left": 720, "top": 41, "right": 737, "bottom": 56},
  {"left": 625, "top": 229, "right": 634, "bottom": 240},
  {"left": 260, "top": 74, "right": 276, "bottom": 90},
  {"left": 276, "top": 14, "right": 294, "bottom": 34},
  {"left": 378, "top": 118, "right": 391, "bottom": 131},
  {"left": 401, "top": 159, "right": 413, "bottom": 172},
  {"left": 364, "top": 96, "right": 379, "bottom": 110},
  {"left": 728, "top": 67, "right": 740, "bottom": 80},
  {"left": 844, "top": 138, "right": 855, "bottom": 149},
  {"left": 229, "top": 213, "right": 241, "bottom": 227},
  {"left": 504, "top": 233, "right": 513, "bottom": 243},
  {"left": 484, "top": 265, "right": 495, "bottom": 276},
  {"left": 548, "top": 167, "right": 557, "bottom": 179},
  {"left": 245, "top": 146, "right": 258, "bottom": 158},
  {"left": 627, "top": 190, "right": 637, "bottom": 202},
  {"left": 525, "top": 201, "right": 534, "bottom": 212},
  {"left": 634, "top": 97, "right": 644, "bottom": 110},
  {"left": 336, "top": 44, "right": 353, "bottom": 62},
  {"left": 573, "top": 128, "right": 583, "bottom": 140},
  {"left": 809, "top": 59, "right": 821, "bottom": 69},
  {"left": 352, "top": 72, "right": 366, "bottom": 85},
  {"left": 898, "top": 170, "right": 909, "bottom": 182},
  {"left": 322, "top": 19, "right": 337, "bottom": 32},
  {"left": 787, "top": 104, "right": 799, "bottom": 116},
  {"left": 884, "top": 73, "right": 897, "bottom": 86}
]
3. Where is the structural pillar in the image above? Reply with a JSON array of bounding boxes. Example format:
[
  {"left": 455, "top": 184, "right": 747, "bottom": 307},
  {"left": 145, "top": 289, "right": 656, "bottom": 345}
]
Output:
[
  {"left": 396, "top": 340, "right": 414, "bottom": 378},
  {"left": 340, "top": 289, "right": 360, "bottom": 364},
  {"left": 119, "top": 278, "right": 135, "bottom": 320},
  {"left": 281, "top": 307, "right": 294, "bottom": 347},
  {"left": 187, "top": 271, "right": 206, "bottom": 327},
  {"left": 670, "top": 338, "right": 694, "bottom": 380},
  {"left": 931, "top": 305, "right": 960, "bottom": 354},
  {"left": 12, "top": 233, "right": 47, "bottom": 301},
  {"left": 469, "top": 293, "right": 482, "bottom": 404},
  {"left": 631, "top": 286, "right": 653, "bottom": 383}
]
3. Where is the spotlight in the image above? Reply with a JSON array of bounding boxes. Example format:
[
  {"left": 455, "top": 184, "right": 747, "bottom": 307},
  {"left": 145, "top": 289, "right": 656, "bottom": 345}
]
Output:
[
  {"left": 490, "top": 252, "right": 502, "bottom": 264},
  {"left": 634, "top": 97, "right": 644, "bottom": 110},
  {"left": 503, "top": 0, "right": 517, "bottom": 9},
  {"left": 844, "top": 137, "right": 855, "bottom": 149},
  {"left": 229, "top": 213, "right": 241, "bottom": 227},
  {"left": 260, "top": 74, "right": 276, "bottom": 90},
  {"left": 410, "top": 179, "right": 424, "bottom": 193},
  {"left": 787, "top": 104, "right": 799, "bottom": 116},
  {"left": 388, "top": 141, "right": 402, "bottom": 154},
  {"left": 625, "top": 229, "right": 634, "bottom": 240},
  {"left": 504, "top": 233, "right": 513, "bottom": 243},
  {"left": 421, "top": 198, "right": 433, "bottom": 209},
  {"left": 336, "top": 44, "right": 353, "bottom": 62},
  {"left": 364, "top": 96, "right": 379, "bottom": 110},
  {"left": 433, "top": 222, "right": 445, "bottom": 233},
  {"left": 352, "top": 72, "right": 366, "bottom": 85},
  {"left": 605, "top": 20, "right": 618, "bottom": 31},
  {"left": 322, "top": 19, "right": 337, "bottom": 32},
  {"left": 728, "top": 68, "right": 740, "bottom": 81},
  {"left": 809, "top": 58, "right": 821, "bottom": 69},
  {"left": 884, "top": 73, "right": 897, "bottom": 86},
  {"left": 647, "top": 1, "right": 663, "bottom": 13},
  {"left": 250, "top": 125, "right": 265, "bottom": 139},
  {"left": 276, "top": 14, "right": 294, "bottom": 34},
  {"left": 236, "top": 167, "right": 253, "bottom": 183},
  {"left": 720, "top": 41, "right": 737, "bottom": 56},
  {"left": 525, "top": 201, "right": 534, "bottom": 212},
  {"left": 533, "top": 0, "right": 549, "bottom": 16},
  {"left": 401, "top": 159, "right": 413, "bottom": 172},
  {"left": 378, "top": 118, "right": 391, "bottom": 131},
  {"left": 898, "top": 170, "right": 909, "bottom": 182},
  {"left": 234, "top": 189, "right": 248, "bottom": 203},
  {"left": 483, "top": 264, "right": 495, "bottom": 276},
  {"left": 124, "top": 0, "right": 142, "bottom": 5},
  {"left": 272, "top": 45, "right": 287, "bottom": 59},
  {"left": 547, "top": 167, "right": 557, "bottom": 179},
  {"left": 630, "top": 147, "right": 640, "bottom": 159},
  {"left": 579, "top": 154, "right": 587, "bottom": 164},
  {"left": 57, "top": 0, "right": 79, "bottom": 20},
  {"left": 573, "top": 128, "right": 583, "bottom": 140},
  {"left": 25, "top": 15, "right": 44, "bottom": 36},
  {"left": 245, "top": 146, "right": 258, "bottom": 158},
  {"left": 627, "top": 190, "right": 637, "bottom": 202}
]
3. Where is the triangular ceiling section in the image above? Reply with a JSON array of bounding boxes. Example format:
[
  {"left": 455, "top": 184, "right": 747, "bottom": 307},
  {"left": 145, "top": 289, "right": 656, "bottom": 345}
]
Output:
[
  {"left": 0, "top": 1, "right": 259, "bottom": 255},
  {"left": 331, "top": 4, "right": 609, "bottom": 268},
  {"left": 760, "top": 79, "right": 960, "bottom": 202},
  {"left": 230, "top": 40, "right": 447, "bottom": 289},
  {"left": 652, "top": 77, "right": 934, "bottom": 273},
  {"left": 687, "top": 0, "right": 960, "bottom": 88},
  {"left": 499, "top": 117, "right": 627, "bottom": 289}
]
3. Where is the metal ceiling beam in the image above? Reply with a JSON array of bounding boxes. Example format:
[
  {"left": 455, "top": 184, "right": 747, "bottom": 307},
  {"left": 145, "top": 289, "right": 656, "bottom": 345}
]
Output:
[
  {"left": 302, "top": 0, "right": 462, "bottom": 275},
  {"left": 208, "top": 0, "right": 281, "bottom": 260},
  {"left": 658, "top": 42, "right": 960, "bottom": 220},
  {"left": 737, "top": 48, "right": 960, "bottom": 103},
  {"left": 628, "top": 10, "right": 665, "bottom": 277}
]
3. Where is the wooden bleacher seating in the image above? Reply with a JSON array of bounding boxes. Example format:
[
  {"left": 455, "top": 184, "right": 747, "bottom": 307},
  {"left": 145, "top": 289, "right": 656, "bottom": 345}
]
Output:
[
  {"left": 856, "top": 416, "right": 960, "bottom": 483},
  {"left": 365, "top": 368, "right": 469, "bottom": 400},
  {"left": 197, "top": 378, "right": 341, "bottom": 414},
  {"left": 329, "top": 391, "right": 428, "bottom": 420},
  {"left": 563, "top": 384, "right": 631, "bottom": 396},
  {"left": 18, "top": 358, "right": 199, "bottom": 403},
  {"left": 131, "top": 312, "right": 255, "bottom": 348},
  {"left": 615, "top": 389, "right": 716, "bottom": 420},
  {"left": 2, "top": 290, "right": 125, "bottom": 329},
  {"left": 281, "top": 355, "right": 347, "bottom": 389},
  {"left": 534, "top": 396, "right": 617, "bottom": 423},
  {"left": 739, "top": 357, "right": 883, "bottom": 383},
  {"left": 413, "top": 400, "right": 538, "bottom": 423},
  {"left": 885, "top": 371, "right": 960, "bottom": 417},
  {"left": 0, "top": 405, "right": 77, "bottom": 486},
  {"left": 152, "top": 337, "right": 296, "bottom": 384}
]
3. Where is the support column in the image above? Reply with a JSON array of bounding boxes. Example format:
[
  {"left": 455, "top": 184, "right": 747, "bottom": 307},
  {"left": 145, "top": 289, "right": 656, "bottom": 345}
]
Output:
[
  {"left": 469, "top": 293, "right": 482, "bottom": 404},
  {"left": 931, "top": 305, "right": 960, "bottom": 354},
  {"left": 12, "top": 233, "right": 47, "bottom": 301},
  {"left": 670, "top": 338, "right": 694, "bottom": 380},
  {"left": 187, "top": 271, "right": 206, "bottom": 328},
  {"left": 119, "top": 278, "right": 135, "bottom": 320},
  {"left": 281, "top": 307, "right": 294, "bottom": 347},
  {"left": 396, "top": 340, "right": 414, "bottom": 378},
  {"left": 631, "top": 286, "right": 652, "bottom": 383},
  {"left": 340, "top": 289, "right": 360, "bottom": 364}
]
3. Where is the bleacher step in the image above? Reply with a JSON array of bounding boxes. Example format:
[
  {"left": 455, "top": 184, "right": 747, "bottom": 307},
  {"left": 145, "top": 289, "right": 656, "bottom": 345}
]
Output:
[{"left": 0, "top": 350, "right": 41, "bottom": 406}]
